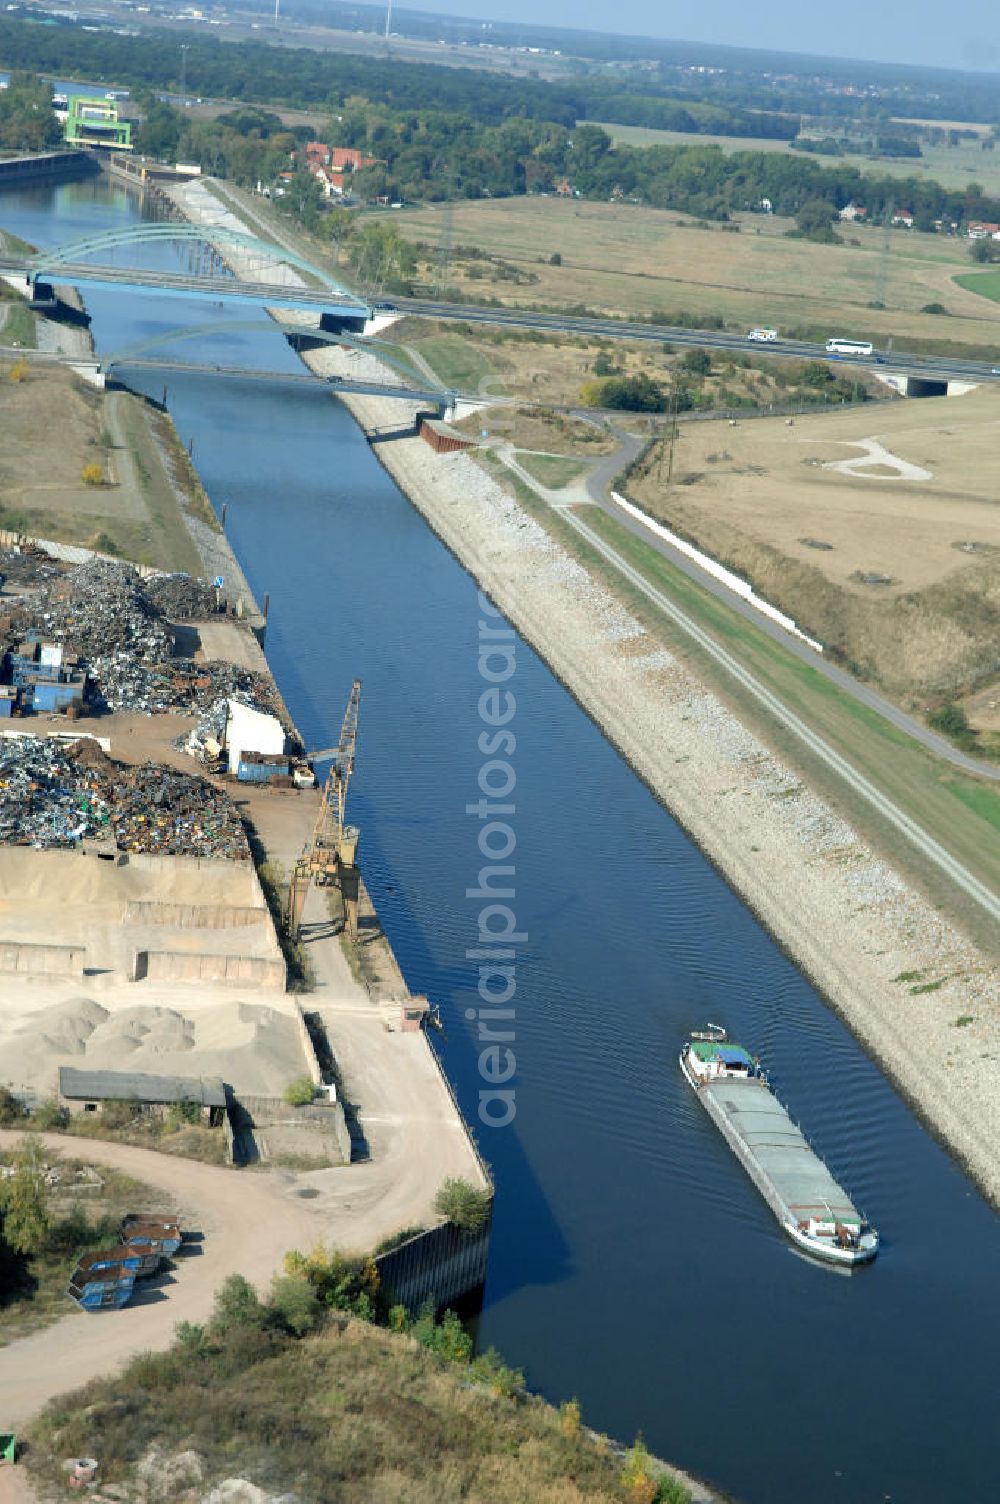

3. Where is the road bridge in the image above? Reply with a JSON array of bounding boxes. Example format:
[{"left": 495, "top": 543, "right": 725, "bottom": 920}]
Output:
[
  {"left": 0, "top": 221, "right": 370, "bottom": 326},
  {"left": 4, "top": 222, "right": 1000, "bottom": 382},
  {"left": 112, "top": 357, "right": 460, "bottom": 411},
  {"left": 0, "top": 342, "right": 466, "bottom": 416}
]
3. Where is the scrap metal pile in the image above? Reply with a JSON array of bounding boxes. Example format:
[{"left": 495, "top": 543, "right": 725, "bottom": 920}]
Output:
[
  {"left": 0, "top": 736, "right": 249, "bottom": 858},
  {"left": 85, "top": 655, "right": 283, "bottom": 719},
  {"left": 0, "top": 545, "right": 67, "bottom": 589},
  {"left": 8, "top": 559, "right": 280, "bottom": 718},
  {"left": 143, "top": 572, "right": 222, "bottom": 620}
]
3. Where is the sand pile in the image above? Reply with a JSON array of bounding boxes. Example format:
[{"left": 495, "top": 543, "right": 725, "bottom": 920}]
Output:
[{"left": 4, "top": 995, "right": 308, "bottom": 1099}]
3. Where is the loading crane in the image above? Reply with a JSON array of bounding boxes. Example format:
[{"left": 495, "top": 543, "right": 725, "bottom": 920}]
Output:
[{"left": 285, "top": 679, "right": 362, "bottom": 943}]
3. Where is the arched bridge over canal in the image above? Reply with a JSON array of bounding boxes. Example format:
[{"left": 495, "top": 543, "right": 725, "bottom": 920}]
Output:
[{"left": 0, "top": 222, "right": 371, "bottom": 327}]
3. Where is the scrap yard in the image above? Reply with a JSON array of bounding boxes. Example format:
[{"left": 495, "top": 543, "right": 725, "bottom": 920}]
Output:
[{"left": 0, "top": 539, "right": 489, "bottom": 1342}]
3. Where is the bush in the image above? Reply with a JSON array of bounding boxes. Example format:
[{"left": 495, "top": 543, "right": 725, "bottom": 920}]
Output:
[
  {"left": 269, "top": 1273, "right": 321, "bottom": 1335},
  {"left": 560, "top": 1398, "right": 582, "bottom": 1437},
  {"left": 434, "top": 1177, "right": 492, "bottom": 1234},
  {"left": 928, "top": 702, "right": 971, "bottom": 738},
  {"left": 921, "top": 302, "right": 948, "bottom": 314},
  {"left": 210, "top": 1273, "right": 267, "bottom": 1335},
  {"left": 679, "top": 348, "right": 711, "bottom": 376},
  {"left": 470, "top": 1346, "right": 526, "bottom": 1399},
  {"left": 164, "top": 1098, "right": 201, "bottom": 1131},
  {"left": 581, "top": 373, "right": 665, "bottom": 412},
  {"left": 412, "top": 1303, "right": 473, "bottom": 1364},
  {"left": 100, "top": 1098, "right": 149, "bottom": 1130},
  {"left": 81, "top": 462, "right": 105, "bottom": 486},
  {"left": 32, "top": 1097, "right": 69, "bottom": 1130},
  {"left": 794, "top": 198, "right": 840, "bottom": 243},
  {"left": 0, "top": 1134, "right": 50, "bottom": 1254},
  {"left": 548, "top": 251, "right": 562, "bottom": 265},
  {"left": 8, "top": 358, "right": 28, "bottom": 383},
  {"left": 43, "top": 1201, "right": 90, "bottom": 1253},
  {"left": 284, "top": 1246, "right": 380, "bottom": 1318},
  {"left": 0, "top": 1086, "right": 26, "bottom": 1126},
  {"left": 90, "top": 531, "right": 121, "bottom": 557},
  {"left": 969, "top": 237, "right": 998, "bottom": 263},
  {"left": 658, "top": 1480, "right": 693, "bottom": 1504},
  {"left": 283, "top": 1077, "right": 316, "bottom": 1107}
]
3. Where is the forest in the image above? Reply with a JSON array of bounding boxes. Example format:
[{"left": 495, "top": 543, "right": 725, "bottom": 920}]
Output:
[
  {"left": 0, "top": 14, "right": 794, "bottom": 140},
  {"left": 3, "top": 8, "right": 1000, "bottom": 228},
  {"left": 133, "top": 93, "right": 1000, "bottom": 234},
  {"left": 0, "top": 71, "right": 61, "bottom": 152}
]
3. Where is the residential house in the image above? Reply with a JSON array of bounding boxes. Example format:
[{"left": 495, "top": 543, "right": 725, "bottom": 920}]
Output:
[{"left": 297, "top": 141, "right": 383, "bottom": 198}]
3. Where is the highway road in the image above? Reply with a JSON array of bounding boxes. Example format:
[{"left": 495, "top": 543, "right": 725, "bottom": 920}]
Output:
[
  {"left": 391, "top": 296, "right": 1000, "bottom": 383},
  {"left": 5, "top": 241, "right": 1000, "bottom": 381}
]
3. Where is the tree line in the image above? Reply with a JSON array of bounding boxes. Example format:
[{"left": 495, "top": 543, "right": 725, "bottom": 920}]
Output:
[
  {"left": 131, "top": 91, "right": 1000, "bottom": 235},
  {"left": 5, "top": 8, "right": 1000, "bottom": 230},
  {"left": 0, "top": 13, "right": 795, "bottom": 141},
  {"left": 0, "top": 70, "right": 61, "bottom": 152}
]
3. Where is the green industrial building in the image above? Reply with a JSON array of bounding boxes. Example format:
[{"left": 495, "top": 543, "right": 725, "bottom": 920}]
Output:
[{"left": 64, "top": 96, "right": 132, "bottom": 151}]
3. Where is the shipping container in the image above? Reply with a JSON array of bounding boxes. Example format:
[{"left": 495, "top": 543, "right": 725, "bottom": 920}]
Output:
[{"left": 237, "top": 754, "right": 291, "bottom": 784}]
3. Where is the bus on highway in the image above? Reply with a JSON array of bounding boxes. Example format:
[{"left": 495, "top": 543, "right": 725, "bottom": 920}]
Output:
[{"left": 825, "top": 337, "right": 874, "bottom": 357}]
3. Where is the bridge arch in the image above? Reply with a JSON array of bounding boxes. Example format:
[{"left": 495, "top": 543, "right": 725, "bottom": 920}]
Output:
[
  {"left": 32, "top": 223, "right": 353, "bottom": 298},
  {"left": 100, "top": 320, "right": 446, "bottom": 394}
]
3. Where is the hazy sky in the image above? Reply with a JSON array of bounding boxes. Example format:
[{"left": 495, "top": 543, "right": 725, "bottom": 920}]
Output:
[{"left": 406, "top": 0, "right": 1000, "bottom": 72}]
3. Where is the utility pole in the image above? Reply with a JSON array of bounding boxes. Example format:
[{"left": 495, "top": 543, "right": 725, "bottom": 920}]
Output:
[
  {"left": 873, "top": 203, "right": 893, "bottom": 310},
  {"left": 179, "top": 43, "right": 189, "bottom": 105},
  {"left": 274, "top": 0, "right": 280, "bottom": 24},
  {"left": 434, "top": 198, "right": 454, "bottom": 299},
  {"left": 662, "top": 388, "right": 680, "bottom": 487},
  {"left": 384, "top": 0, "right": 392, "bottom": 38}
]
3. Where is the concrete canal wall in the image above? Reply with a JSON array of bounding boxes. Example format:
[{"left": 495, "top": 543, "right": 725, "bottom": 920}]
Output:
[
  {"left": 0, "top": 150, "right": 97, "bottom": 187},
  {"left": 375, "top": 1219, "right": 491, "bottom": 1314}
]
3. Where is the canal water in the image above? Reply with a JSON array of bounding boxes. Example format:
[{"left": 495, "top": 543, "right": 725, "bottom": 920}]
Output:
[{"left": 3, "top": 175, "right": 998, "bottom": 1504}]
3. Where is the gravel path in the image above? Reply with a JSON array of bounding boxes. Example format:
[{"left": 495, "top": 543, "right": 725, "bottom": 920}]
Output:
[{"left": 0, "top": 1131, "right": 326, "bottom": 1429}]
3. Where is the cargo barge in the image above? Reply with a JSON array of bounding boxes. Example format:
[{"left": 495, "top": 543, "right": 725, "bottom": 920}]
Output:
[{"left": 680, "top": 1028, "right": 878, "bottom": 1267}]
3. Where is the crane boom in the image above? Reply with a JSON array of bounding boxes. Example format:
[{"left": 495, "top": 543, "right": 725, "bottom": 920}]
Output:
[{"left": 285, "top": 679, "right": 362, "bottom": 942}]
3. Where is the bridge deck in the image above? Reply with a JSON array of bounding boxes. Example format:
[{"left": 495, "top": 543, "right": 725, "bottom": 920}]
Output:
[{"left": 0, "top": 257, "right": 370, "bottom": 319}]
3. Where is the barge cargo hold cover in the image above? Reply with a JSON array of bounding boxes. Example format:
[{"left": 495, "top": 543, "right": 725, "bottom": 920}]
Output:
[{"left": 681, "top": 1032, "right": 878, "bottom": 1266}]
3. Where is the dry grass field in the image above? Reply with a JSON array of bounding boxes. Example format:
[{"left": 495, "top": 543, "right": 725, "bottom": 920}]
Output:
[
  {"left": 393, "top": 318, "right": 887, "bottom": 443},
  {"left": 627, "top": 389, "right": 1000, "bottom": 707},
  {"left": 594, "top": 118, "right": 1000, "bottom": 197},
  {"left": 0, "top": 362, "right": 202, "bottom": 571},
  {"left": 382, "top": 197, "right": 1000, "bottom": 348}
]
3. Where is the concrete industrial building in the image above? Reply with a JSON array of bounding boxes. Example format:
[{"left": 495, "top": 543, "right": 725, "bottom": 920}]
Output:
[{"left": 58, "top": 1066, "right": 227, "bottom": 1123}]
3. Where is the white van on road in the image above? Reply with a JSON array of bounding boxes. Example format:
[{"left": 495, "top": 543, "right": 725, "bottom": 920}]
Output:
[{"left": 747, "top": 327, "right": 778, "bottom": 342}]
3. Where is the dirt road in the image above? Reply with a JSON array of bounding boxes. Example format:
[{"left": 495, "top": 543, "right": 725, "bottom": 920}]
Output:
[{"left": 0, "top": 1131, "right": 325, "bottom": 1429}]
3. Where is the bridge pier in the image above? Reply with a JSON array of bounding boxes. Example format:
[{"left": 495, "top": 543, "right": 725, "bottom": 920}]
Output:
[
  {"left": 874, "top": 371, "right": 978, "bottom": 398},
  {"left": 319, "top": 310, "right": 369, "bottom": 337},
  {"left": 68, "top": 361, "right": 105, "bottom": 389}
]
